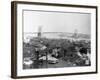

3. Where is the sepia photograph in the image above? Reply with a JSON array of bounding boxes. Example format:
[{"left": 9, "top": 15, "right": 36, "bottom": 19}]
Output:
[{"left": 23, "top": 10, "right": 91, "bottom": 69}]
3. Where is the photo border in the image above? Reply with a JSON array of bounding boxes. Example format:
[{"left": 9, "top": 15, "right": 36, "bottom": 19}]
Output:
[{"left": 11, "top": 1, "right": 98, "bottom": 79}]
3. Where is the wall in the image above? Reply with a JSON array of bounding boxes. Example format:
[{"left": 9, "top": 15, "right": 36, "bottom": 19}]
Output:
[{"left": 0, "top": 0, "right": 99, "bottom": 80}]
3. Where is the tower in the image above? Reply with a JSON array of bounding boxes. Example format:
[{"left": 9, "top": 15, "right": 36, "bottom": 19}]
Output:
[
  {"left": 37, "top": 26, "right": 42, "bottom": 37},
  {"left": 73, "top": 29, "right": 78, "bottom": 39}
]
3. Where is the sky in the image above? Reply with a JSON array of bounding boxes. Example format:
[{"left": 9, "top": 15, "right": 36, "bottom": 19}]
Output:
[{"left": 23, "top": 10, "right": 91, "bottom": 34}]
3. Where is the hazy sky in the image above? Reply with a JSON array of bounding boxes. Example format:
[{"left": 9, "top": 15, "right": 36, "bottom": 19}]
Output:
[{"left": 23, "top": 10, "right": 91, "bottom": 34}]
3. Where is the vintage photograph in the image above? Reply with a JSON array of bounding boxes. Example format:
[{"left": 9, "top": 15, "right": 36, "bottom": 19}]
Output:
[
  {"left": 23, "top": 10, "right": 91, "bottom": 69},
  {"left": 11, "top": 1, "right": 97, "bottom": 78}
]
